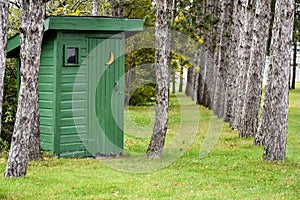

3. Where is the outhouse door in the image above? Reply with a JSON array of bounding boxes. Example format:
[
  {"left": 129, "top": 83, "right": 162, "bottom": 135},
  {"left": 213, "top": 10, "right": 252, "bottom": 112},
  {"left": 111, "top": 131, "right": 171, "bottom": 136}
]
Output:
[{"left": 86, "top": 37, "right": 124, "bottom": 157}]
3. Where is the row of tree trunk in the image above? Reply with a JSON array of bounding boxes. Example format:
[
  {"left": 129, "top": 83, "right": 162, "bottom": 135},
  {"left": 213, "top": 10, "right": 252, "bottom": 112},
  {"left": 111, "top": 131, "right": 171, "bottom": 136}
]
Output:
[
  {"left": 1, "top": 0, "right": 295, "bottom": 178},
  {"left": 187, "top": 0, "right": 295, "bottom": 161}
]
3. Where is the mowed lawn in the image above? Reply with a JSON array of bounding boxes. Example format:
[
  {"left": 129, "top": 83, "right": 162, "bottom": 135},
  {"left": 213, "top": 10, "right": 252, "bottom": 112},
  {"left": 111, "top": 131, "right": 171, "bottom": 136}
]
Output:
[{"left": 0, "top": 84, "right": 299, "bottom": 200}]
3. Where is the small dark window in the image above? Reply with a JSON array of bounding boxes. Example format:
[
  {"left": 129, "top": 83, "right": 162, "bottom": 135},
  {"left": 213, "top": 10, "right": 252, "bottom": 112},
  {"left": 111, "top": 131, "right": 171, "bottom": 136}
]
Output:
[
  {"left": 67, "top": 48, "right": 78, "bottom": 64},
  {"left": 64, "top": 46, "right": 80, "bottom": 67}
]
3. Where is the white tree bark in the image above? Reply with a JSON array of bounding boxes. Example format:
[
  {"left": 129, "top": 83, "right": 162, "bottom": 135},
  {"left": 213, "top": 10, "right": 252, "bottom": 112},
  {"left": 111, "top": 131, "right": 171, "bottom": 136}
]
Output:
[
  {"left": 213, "top": 0, "right": 233, "bottom": 118},
  {"left": 5, "top": 0, "right": 45, "bottom": 177},
  {"left": 225, "top": 0, "right": 240, "bottom": 123},
  {"left": 256, "top": 0, "right": 294, "bottom": 161},
  {"left": 92, "top": 0, "right": 100, "bottom": 16},
  {"left": 230, "top": 0, "right": 249, "bottom": 130},
  {"left": 0, "top": 0, "right": 9, "bottom": 136},
  {"left": 146, "top": 0, "right": 169, "bottom": 158},
  {"left": 240, "top": 0, "right": 272, "bottom": 138}
]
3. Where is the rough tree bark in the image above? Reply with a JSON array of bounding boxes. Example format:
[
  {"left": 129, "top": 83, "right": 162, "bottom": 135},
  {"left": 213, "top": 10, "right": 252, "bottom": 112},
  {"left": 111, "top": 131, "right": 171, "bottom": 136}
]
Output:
[
  {"left": 255, "top": 0, "right": 294, "bottom": 161},
  {"left": 92, "top": 0, "right": 100, "bottom": 16},
  {"left": 291, "top": 42, "right": 297, "bottom": 89},
  {"left": 0, "top": 0, "right": 9, "bottom": 136},
  {"left": 186, "top": 66, "right": 194, "bottom": 97},
  {"left": 178, "top": 65, "right": 183, "bottom": 92},
  {"left": 170, "top": 0, "right": 177, "bottom": 94},
  {"left": 202, "top": 0, "right": 216, "bottom": 109},
  {"left": 240, "top": 0, "right": 272, "bottom": 138},
  {"left": 192, "top": 66, "right": 199, "bottom": 101},
  {"left": 225, "top": 1, "right": 243, "bottom": 123},
  {"left": 210, "top": 0, "right": 221, "bottom": 111},
  {"left": 5, "top": 0, "right": 45, "bottom": 177},
  {"left": 235, "top": 1, "right": 256, "bottom": 132},
  {"left": 196, "top": 0, "right": 207, "bottom": 106},
  {"left": 213, "top": 0, "right": 233, "bottom": 118},
  {"left": 146, "top": 0, "right": 169, "bottom": 158},
  {"left": 197, "top": 53, "right": 206, "bottom": 105},
  {"left": 230, "top": 0, "right": 249, "bottom": 130}
]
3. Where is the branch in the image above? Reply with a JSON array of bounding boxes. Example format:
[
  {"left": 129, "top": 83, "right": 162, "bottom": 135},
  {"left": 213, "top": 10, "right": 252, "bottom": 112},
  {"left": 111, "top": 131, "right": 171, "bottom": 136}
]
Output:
[
  {"left": 70, "top": 0, "right": 82, "bottom": 11},
  {"left": 9, "top": 0, "right": 20, "bottom": 9},
  {"left": 126, "top": 8, "right": 133, "bottom": 18}
]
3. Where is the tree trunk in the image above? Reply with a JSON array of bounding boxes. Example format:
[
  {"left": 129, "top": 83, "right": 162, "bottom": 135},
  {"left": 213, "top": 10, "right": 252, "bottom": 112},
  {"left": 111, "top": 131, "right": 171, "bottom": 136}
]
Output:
[
  {"left": 291, "top": 42, "right": 297, "bottom": 89},
  {"left": 225, "top": 1, "right": 243, "bottom": 123},
  {"left": 229, "top": 0, "right": 249, "bottom": 130},
  {"left": 0, "top": 1, "right": 9, "bottom": 136},
  {"left": 186, "top": 66, "right": 194, "bottom": 97},
  {"left": 255, "top": 0, "right": 294, "bottom": 161},
  {"left": 240, "top": 0, "right": 272, "bottom": 138},
  {"left": 171, "top": 71, "right": 176, "bottom": 94},
  {"left": 92, "top": 0, "right": 100, "bottom": 16},
  {"left": 197, "top": 52, "right": 206, "bottom": 105},
  {"left": 146, "top": 0, "right": 169, "bottom": 158},
  {"left": 170, "top": 0, "right": 177, "bottom": 95},
  {"left": 5, "top": 0, "right": 45, "bottom": 178},
  {"left": 213, "top": 0, "right": 233, "bottom": 118},
  {"left": 178, "top": 66, "right": 183, "bottom": 92},
  {"left": 201, "top": 0, "right": 215, "bottom": 109},
  {"left": 210, "top": 0, "right": 221, "bottom": 112},
  {"left": 192, "top": 67, "right": 199, "bottom": 101}
]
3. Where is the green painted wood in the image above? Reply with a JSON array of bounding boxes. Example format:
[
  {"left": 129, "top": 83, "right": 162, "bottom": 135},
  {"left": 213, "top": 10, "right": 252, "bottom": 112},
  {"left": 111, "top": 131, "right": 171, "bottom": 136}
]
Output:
[
  {"left": 60, "top": 126, "right": 86, "bottom": 135},
  {"left": 40, "top": 125, "right": 54, "bottom": 134},
  {"left": 38, "top": 84, "right": 55, "bottom": 92},
  {"left": 6, "top": 34, "right": 20, "bottom": 57},
  {"left": 52, "top": 31, "right": 61, "bottom": 156},
  {"left": 87, "top": 35, "right": 124, "bottom": 157},
  {"left": 60, "top": 143, "right": 85, "bottom": 152},
  {"left": 40, "top": 134, "right": 52, "bottom": 143},
  {"left": 44, "top": 17, "right": 143, "bottom": 32},
  {"left": 60, "top": 134, "right": 86, "bottom": 143},
  {"left": 41, "top": 143, "right": 52, "bottom": 151},
  {"left": 59, "top": 151, "right": 86, "bottom": 158},
  {"left": 58, "top": 33, "right": 88, "bottom": 157},
  {"left": 39, "top": 34, "right": 56, "bottom": 153}
]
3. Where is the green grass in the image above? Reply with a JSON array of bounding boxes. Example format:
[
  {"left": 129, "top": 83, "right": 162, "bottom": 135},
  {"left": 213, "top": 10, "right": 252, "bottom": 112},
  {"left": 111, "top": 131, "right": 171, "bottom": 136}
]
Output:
[{"left": 0, "top": 84, "right": 300, "bottom": 199}]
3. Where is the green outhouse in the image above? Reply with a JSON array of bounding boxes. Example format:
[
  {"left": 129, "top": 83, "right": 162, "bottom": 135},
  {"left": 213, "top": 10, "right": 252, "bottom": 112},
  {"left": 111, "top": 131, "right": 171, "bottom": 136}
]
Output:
[{"left": 7, "top": 16, "right": 143, "bottom": 157}]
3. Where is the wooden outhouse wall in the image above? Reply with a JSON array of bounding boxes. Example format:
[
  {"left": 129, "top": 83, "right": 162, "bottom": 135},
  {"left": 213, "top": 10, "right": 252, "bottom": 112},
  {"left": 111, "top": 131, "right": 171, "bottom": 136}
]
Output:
[
  {"left": 39, "top": 31, "right": 125, "bottom": 157},
  {"left": 39, "top": 32, "right": 57, "bottom": 154}
]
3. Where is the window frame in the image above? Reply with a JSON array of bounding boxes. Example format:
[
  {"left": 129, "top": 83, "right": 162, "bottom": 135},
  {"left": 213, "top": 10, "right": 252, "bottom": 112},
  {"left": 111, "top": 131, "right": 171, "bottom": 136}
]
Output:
[{"left": 64, "top": 45, "right": 80, "bottom": 67}]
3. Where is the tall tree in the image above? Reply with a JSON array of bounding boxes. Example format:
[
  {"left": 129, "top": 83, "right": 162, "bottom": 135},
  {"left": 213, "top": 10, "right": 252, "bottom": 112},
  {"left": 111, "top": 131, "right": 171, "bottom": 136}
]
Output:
[
  {"left": 209, "top": 0, "right": 221, "bottom": 110},
  {"left": 197, "top": 0, "right": 209, "bottom": 106},
  {"left": 92, "top": 0, "right": 100, "bottom": 16},
  {"left": 5, "top": 0, "right": 45, "bottom": 177},
  {"left": 255, "top": 0, "right": 294, "bottom": 161},
  {"left": 170, "top": 0, "right": 177, "bottom": 94},
  {"left": 240, "top": 0, "right": 272, "bottom": 138},
  {"left": 178, "top": 65, "right": 183, "bottom": 92},
  {"left": 224, "top": 0, "right": 246, "bottom": 124},
  {"left": 232, "top": 0, "right": 257, "bottom": 132},
  {"left": 229, "top": 0, "right": 249, "bottom": 130},
  {"left": 0, "top": 1, "right": 9, "bottom": 136},
  {"left": 186, "top": 66, "right": 194, "bottom": 97},
  {"left": 146, "top": 0, "right": 169, "bottom": 158},
  {"left": 212, "top": 0, "right": 233, "bottom": 118}
]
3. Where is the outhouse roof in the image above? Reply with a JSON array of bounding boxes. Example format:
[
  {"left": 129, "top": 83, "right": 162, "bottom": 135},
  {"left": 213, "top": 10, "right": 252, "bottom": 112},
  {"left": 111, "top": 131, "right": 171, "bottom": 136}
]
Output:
[{"left": 7, "top": 16, "right": 143, "bottom": 56}]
